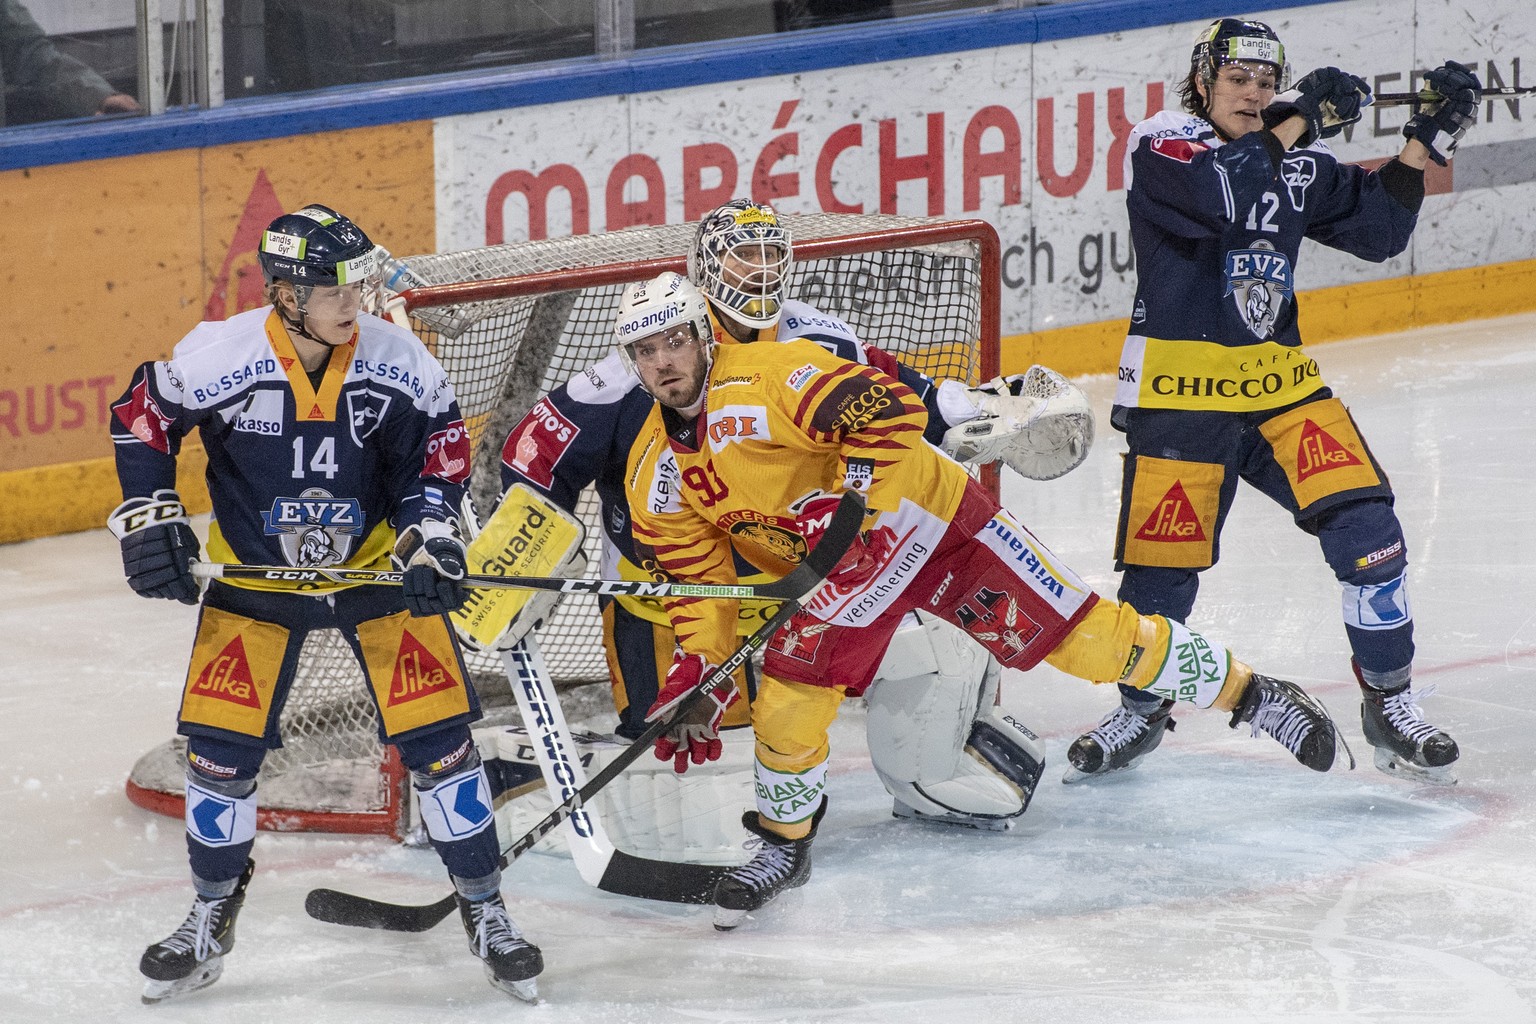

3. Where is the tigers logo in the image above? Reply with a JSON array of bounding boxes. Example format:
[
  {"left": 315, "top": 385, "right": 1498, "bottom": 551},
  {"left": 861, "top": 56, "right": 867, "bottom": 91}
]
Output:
[
  {"left": 1295, "top": 419, "right": 1363, "bottom": 482},
  {"left": 387, "top": 630, "right": 458, "bottom": 705},
  {"left": 729, "top": 519, "right": 806, "bottom": 564},
  {"left": 1135, "top": 482, "right": 1207, "bottom": 543}
]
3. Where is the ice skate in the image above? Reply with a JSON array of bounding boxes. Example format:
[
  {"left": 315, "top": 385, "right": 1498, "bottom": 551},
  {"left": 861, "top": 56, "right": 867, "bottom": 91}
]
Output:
[
  {"left": 139, "top": 859, "right": 253, "bottom": 1004},
  {"left": 1063, "top": 697, "right": 1175, "bottom": 782},
  {"left": 1356, "top": 667, "right": 1458, "bottom": 785},
  {"left": 457, "top": 892, "right": 543, "bottom": 1003},
  {"left": 1229, "top": 675, "right": 1343, "bottom": 772},
  {"left": 713, "top": 802, "right": 826, "bottom": 931}
]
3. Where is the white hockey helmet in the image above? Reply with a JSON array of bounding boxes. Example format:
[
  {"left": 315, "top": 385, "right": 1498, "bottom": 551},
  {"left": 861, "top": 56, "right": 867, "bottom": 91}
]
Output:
[
  {"left": 687, "top": 199, "right": 793, "bottom": 332},
  {"left": 613, "top": 271, "right": 715, "bottom": 381}
]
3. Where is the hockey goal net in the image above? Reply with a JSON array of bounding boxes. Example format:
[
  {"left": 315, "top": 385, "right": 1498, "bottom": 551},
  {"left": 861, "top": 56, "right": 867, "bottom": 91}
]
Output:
[{"left": 124, "top": 214, "right": 1001, "bottom": 839}]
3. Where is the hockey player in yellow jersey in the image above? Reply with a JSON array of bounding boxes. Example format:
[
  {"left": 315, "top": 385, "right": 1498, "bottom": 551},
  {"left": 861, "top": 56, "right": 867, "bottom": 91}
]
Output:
[{"left": 617, "top": 272, "right": 1347, "bottom": 929}]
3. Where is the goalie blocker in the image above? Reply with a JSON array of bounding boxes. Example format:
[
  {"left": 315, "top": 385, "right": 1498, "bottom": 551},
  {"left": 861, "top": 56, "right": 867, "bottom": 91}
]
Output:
[{"left": 452, "top": 483, "right": 589, "bottom": 651}]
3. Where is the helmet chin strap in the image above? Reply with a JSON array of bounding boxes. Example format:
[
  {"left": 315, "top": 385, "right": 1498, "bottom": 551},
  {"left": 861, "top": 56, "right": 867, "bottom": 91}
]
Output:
[{"left": 278, "top": 285, "right": 345, "bottom": 348}]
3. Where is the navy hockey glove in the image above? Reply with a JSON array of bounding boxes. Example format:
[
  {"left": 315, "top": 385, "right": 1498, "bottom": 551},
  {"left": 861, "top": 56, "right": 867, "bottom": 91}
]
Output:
[
  {"left": 1403, "top": 60, "right": 1482, "bottom": 166},
  {"left": 1263, "top": 66, "right": 1371, "bottom": 147},
  {"left": 107, "top": 490, "right": 201, "bottom": 604},
  {"left": 393, "top": 521, "right": 468, "bottom": 616}
]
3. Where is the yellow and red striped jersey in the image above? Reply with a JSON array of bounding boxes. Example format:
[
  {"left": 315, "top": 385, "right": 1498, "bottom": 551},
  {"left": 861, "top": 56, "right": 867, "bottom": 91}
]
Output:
[{"left": 625, "top": 339, "right": 969, "bottom": 664}]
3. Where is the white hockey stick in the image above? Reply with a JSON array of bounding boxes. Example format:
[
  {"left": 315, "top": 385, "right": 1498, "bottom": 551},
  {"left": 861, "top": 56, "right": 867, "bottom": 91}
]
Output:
[{"left": 500, "top": 636, "right": 730, "bottom": 903}]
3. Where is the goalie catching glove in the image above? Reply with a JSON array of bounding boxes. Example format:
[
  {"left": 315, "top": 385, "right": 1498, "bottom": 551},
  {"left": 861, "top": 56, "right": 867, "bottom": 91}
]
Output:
[
  {"left": 108, "top": 489, "right": 201, "bottom": 604},
  {"left": 941, "top": 365, "right": 1095, "bottom": 480},
  {"left": 392, "top": 520, "right": 468, "bottom": 616},
  {"left": 645, "top": 652, "right": 740, "bottom": 774}
]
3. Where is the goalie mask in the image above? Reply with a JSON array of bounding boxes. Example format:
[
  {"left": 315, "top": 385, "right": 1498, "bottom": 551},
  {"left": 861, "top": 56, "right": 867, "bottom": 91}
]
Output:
[
  {"left": 1190, "top": 18, "right": 1288, "bottom": 90},
  {"left": 614, "top": 272, "right": 715, "bottom": 405},
  {"left": 688, "top": 199, "right": 793, "bottom": 334}
]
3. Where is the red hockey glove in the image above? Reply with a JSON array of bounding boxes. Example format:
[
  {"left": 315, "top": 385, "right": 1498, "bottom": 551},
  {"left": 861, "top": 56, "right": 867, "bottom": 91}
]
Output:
[
  {"left": 792, "top": 492, "right": 882, "bottom": 591},
  {"left": 644, "top": 652, "right": 739, "bottom": 774}
]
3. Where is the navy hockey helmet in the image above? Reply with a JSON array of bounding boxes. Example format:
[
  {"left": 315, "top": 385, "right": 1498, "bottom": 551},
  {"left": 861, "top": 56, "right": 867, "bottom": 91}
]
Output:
[
  {"left": 688, "top": 199, "right": 793, "bottom": 332},
  {"left": 1191, "top": 18, "right": 1288, "bottom": 89},
  {"left": 258, "top": 204, "right": 378, "bottom": 288}
]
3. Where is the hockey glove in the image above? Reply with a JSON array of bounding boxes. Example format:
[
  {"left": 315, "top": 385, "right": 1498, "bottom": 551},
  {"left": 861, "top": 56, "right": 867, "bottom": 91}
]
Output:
[
  {"left": 392, "top": 520, "right": 469, "bottom": 616},
  {"left": 1403, "top": 60, "right": 1482, "bottom": 166},
  {"left": 645, "top": 652, "right": 739, "bottom": 773},
  {"left": 1263, "top": 66, "right": 1371, "bottom": 147},
  {"left": 791, "top": 492, "right": 884, "bottom": 592},
  {"left": 107, "top": 490, "right": 201, "bottom": 604}
]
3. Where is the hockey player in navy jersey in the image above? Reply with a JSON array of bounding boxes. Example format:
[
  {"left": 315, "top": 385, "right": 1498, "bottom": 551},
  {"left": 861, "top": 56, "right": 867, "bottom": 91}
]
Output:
[
  {"left": 110, "top": 205, "right": 541, "bottom": 1003},
  {"left": 487, "top": 200, "right": 1089, "bottom": 835},
  {"left": 1067, "top": 18, "right": 1477, "bottom": 784}
]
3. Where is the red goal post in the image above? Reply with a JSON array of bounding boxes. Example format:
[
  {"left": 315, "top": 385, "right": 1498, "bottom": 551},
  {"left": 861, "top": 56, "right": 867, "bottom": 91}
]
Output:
[{"left": 124, "top": 214, "right": 1001, "bottom": 840}]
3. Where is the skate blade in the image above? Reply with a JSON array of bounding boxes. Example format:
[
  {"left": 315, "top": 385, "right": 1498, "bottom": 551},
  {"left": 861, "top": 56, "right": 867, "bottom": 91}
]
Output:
[
  {"left": 712, "top": 907, "right": 747, "bottom": 931},
  {"left": 891, "top": 803, "right": 1014, "bottom": 831},
  {"left": 485, "top": 969, "right": 540, "bottom": 1004},
  {"left": 141, "top": 957, "right": 223, "bottom": 1004},
  {"left": 1061, "top": 759, "right": 1142, "bottom": 785},
  {"left": 1373, "top": 746, "right": 1457, "bottom": 786}
]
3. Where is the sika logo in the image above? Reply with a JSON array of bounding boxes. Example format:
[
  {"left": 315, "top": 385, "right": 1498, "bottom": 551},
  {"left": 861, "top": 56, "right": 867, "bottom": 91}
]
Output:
[
  {"left": 1296, "top": 420, "right": 1362, "bottom": 482},
  {"left": 387, "top": 631, "right": 457, "bottom": 704},
  {"left": 192, "top": 637, "right": 262, "bottom": 708},
  {"left": 1135, "top": 482, "right": 1206, "bottom": 543}
]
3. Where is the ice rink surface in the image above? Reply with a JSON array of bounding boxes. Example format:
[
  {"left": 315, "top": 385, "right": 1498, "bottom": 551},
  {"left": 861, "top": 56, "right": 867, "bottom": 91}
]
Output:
[{"left": 2, "top": 314, "right": 1533, "bottom": 1023}]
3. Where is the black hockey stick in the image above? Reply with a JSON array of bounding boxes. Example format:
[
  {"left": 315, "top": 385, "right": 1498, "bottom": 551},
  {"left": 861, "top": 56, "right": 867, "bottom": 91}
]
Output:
[
  {"left": 303, "top": 491, "right": 866, "bottom": 932},
  {"left": 1375, "top": 85, "right": 1536, "bottom": 107},
  {"left": 193, "top": 561, "right": 822, "bottom": 601}
]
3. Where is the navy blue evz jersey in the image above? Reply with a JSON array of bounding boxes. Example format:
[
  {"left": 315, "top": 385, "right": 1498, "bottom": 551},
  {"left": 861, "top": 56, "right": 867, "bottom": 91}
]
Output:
[
  {"left": 111, "top": 307, "right": 471, "bottom": 590},
  {"left": 1114, "top": 110, "right": 1419, "bottom": 416}
]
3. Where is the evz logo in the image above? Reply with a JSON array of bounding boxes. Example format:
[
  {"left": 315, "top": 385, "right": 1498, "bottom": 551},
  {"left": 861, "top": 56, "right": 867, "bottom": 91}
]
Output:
[
  {"left": 1224, "top": 241, "right": 1293, "bottom": 340},
  {"left": 262, "top": 488, "right": 364, "bottom": 567}
]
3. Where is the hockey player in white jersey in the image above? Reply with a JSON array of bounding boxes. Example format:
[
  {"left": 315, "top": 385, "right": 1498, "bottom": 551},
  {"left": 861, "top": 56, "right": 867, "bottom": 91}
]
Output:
[
  {"left": 110, "top": 205, "right": 541, "bottom": 1003},
  {"left": 482, "top": 200, "right": 1089, "bottom": 846}
]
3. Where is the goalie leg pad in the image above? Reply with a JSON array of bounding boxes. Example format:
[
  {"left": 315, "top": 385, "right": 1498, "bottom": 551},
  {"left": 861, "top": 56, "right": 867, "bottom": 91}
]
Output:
[
  {"left": 485, "top": 724, "right": 756, "bottom": 866},
  {"left": 866, "top": 613, "right": 1043, "bottom": 827}
]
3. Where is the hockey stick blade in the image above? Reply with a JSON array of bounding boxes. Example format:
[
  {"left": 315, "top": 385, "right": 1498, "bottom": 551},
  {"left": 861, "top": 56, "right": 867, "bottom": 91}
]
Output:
[
  {"left": 303, "top": 491, "right": 865, "bottom": 931},
  {"left": 1375, "top": 85, "right": 1536, "bottom": 107},
  {"left": 304, "top": 888, "right": 456, "bottom": 932},
  {"left": 192, "top": 551, "right": 843, "bottom": 602}
]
